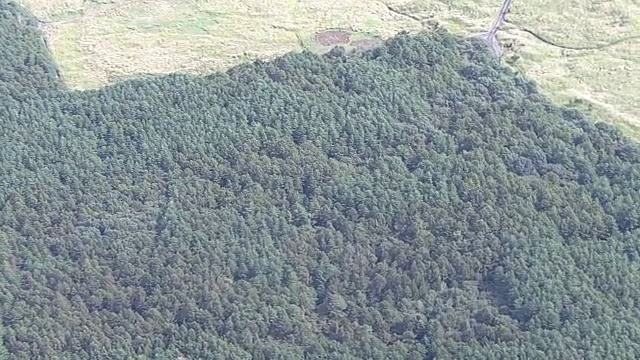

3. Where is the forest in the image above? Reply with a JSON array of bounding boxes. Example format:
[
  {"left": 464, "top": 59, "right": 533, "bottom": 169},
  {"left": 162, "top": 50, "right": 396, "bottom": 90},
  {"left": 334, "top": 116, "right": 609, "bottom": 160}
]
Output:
[{"left": 1, "top": 1, "right": 640, "bottom": 359}]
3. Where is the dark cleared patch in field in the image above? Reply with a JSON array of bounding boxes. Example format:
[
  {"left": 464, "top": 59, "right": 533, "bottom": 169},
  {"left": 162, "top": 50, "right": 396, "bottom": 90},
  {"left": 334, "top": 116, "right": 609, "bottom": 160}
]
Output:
[{"left": 314, "top": 30, "right": 351, "bottom": 46}]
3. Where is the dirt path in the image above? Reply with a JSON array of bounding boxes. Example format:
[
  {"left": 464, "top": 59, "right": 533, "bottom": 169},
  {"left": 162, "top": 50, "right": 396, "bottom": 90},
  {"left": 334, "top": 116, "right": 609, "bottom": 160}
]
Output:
[{"left": 505, "top": 19, "right": 640, "bottom": 51}]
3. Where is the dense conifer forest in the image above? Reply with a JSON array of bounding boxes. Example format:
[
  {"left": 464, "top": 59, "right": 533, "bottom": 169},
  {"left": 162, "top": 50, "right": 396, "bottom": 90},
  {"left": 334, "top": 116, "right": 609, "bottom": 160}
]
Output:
[{"left": 2, "top": 1, "right": 640, "bottom": 359}]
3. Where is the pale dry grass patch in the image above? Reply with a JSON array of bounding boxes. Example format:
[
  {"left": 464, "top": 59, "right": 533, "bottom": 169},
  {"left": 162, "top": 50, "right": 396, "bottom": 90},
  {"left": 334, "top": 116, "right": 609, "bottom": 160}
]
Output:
[
  {"left": 501, "top": 0, "right": 640, "bottom": 131},
  {"left": 18, "top": 0, "right": 419, "bottom": 90}
]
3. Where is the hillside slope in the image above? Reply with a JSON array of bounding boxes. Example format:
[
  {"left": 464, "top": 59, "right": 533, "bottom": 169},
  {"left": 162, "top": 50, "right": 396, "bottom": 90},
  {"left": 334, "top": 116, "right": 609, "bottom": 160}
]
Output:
[{"left": 2, "top": 3, "right": 640, "bottom": 359}]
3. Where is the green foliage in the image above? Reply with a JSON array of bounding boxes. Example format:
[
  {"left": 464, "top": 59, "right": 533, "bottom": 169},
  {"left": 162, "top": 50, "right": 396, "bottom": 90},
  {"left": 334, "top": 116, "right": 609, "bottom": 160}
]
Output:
[
  {"left": 0, "top": 1, "right": 61, "bottom": 98},
  {"left": 2, "top": 3, "right": 640, "bottom": 359}
]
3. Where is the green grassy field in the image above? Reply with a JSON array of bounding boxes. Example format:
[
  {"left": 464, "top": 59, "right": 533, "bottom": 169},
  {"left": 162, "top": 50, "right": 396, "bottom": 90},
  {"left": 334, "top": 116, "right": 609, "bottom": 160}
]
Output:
[{"left": 16, "top": 0, "right": 640, "bottom": 134}]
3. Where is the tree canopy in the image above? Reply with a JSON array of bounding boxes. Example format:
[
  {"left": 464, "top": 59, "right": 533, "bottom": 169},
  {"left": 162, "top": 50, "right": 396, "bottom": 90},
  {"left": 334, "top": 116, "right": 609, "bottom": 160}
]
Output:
[{"left": 1, "top": 2, "right": 640, "bottom": 359}]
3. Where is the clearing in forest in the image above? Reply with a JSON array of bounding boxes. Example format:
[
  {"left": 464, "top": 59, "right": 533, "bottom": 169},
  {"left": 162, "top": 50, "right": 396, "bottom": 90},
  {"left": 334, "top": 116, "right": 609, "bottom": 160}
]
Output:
[{"left": 17, "top": 0, "right": 640, "bottom": 135}]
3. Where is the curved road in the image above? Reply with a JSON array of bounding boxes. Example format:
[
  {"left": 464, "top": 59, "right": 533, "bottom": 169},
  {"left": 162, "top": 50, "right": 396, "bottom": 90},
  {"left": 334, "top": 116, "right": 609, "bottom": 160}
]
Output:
[{"left": 479, "top": 0, "right": 516, "bottom": 57}]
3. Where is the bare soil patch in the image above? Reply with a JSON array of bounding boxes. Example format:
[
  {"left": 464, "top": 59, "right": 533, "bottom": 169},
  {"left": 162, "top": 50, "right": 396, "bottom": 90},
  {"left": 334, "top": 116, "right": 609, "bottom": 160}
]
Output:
[{"left": 314, "top": 30, "right": 351, "bottom": 46}]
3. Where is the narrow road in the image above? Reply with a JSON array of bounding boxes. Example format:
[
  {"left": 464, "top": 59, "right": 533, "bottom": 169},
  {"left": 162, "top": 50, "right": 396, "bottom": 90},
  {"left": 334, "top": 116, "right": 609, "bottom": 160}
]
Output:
[{"left": 480, "top": 0, "right": 516, "bottom": 57}]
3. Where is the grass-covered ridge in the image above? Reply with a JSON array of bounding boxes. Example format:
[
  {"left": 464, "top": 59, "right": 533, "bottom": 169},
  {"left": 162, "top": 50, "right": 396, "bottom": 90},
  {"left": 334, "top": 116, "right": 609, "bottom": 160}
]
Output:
[{"left": 2, "top": 3, "right": 640, "bottom": 359}]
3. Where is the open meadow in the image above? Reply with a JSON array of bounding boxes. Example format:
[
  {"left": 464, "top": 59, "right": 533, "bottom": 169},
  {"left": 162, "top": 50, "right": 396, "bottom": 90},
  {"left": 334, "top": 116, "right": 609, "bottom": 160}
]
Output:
[{"left": 16, "top": 0, "right": 640, "bottom": 134}]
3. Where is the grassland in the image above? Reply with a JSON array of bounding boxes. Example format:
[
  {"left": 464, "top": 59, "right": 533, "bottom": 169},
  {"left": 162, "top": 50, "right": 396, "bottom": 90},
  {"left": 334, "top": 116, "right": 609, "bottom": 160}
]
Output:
[{"left": 16, "top": 0, "right": 640, "bottom": 134}]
